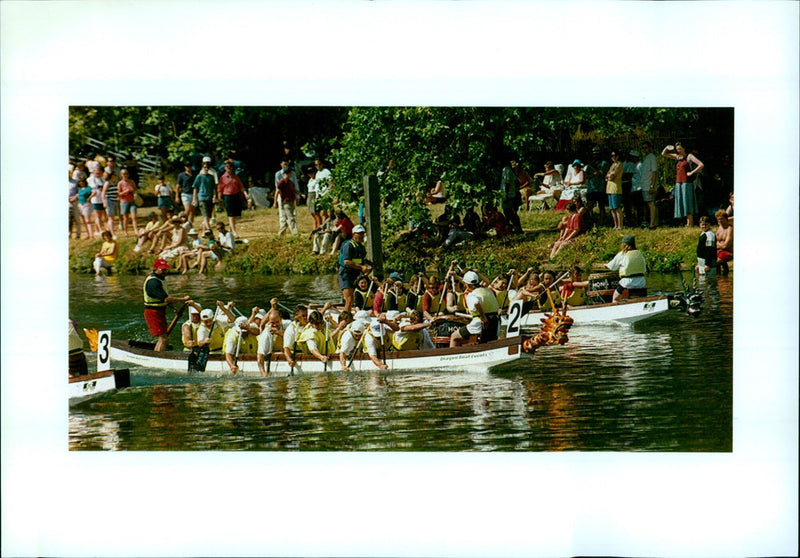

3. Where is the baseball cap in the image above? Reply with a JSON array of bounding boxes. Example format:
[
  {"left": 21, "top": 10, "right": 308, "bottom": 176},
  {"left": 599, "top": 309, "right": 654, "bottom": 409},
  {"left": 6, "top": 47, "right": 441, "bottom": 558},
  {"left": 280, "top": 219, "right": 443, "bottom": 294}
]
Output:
[
  {"left": 463, "top": 271, "right": 480, "bottom": 285},
  {"left": 235, "top": 316, "right": 249, "bottom": 328},
  {"left": 354, "top": 310, "right": 371, "bottom": 321},
  {"left": 256, "top": 308, "right": 267, "bottom": 319},
  {"left": 389, "top": 272, "right": 403, "bottom": 282},
  {"left": 189, "top": 306, "right": 200, "bottom": 315},
  {"left": 370, "top": 321, "right": 388, "bottom": 337},
  {"left": 629, "top": 150, "right": 640, "bottom": 157},
  {"left": 200, "top": 309, "right": 214, "bottom": 320},
  {"left": 350, "top": 320, "right": 366, "bottom": 333},
  {"left": 352, "top": 224, "right": 366, "bottom": 234},
  {"left": 622, "top": 235, "right": 636, "bottom": 246},
  {"left": 385, "top": 310, "right": 400, "bottom": 321},
  {"left": 202, "top": 156, "right": 212, "bottom": 163},
  {"left": 153, "top": 258, "right": 170, "bottom": 270},
  {"left": 572, "top": 159, "right": 582, "bottom": 166}
]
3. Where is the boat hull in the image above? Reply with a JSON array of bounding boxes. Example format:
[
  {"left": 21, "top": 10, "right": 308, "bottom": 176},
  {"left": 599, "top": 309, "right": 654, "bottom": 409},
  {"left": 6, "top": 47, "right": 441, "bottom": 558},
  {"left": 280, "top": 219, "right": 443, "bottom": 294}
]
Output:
[
  {"left": 110, "top": 336, "right": 529, "bottom": 378},
  {"left": 503, "top": 295, "right": 670, "bottom": 328},
  {"left": 69, "top": 369, "right": 131, "bottom": 405}
]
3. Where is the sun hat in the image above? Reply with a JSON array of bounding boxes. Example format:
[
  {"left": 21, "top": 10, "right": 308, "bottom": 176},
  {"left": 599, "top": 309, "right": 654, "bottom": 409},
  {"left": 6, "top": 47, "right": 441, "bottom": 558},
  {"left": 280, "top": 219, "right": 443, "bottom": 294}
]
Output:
[
  {"left": 572, "top": 159, "right": 582, "bottom": 166},
  {"left": 622, "top": 235, "right": 636, "bottom": 246},
  {"left": 352, "top": 224, "right": 366, "bottom": 234},
  {"left": 153, "top": 258, "right": 170, "bottom": 270},
  {"left": 200, "top": 309, "right": 214, "bottom": 320},
  {"left": 188, "top": 228, "right": 198, "bottom": 236},
  {"left": 463, "top": 271, "right": 480, "bottom": 285}
]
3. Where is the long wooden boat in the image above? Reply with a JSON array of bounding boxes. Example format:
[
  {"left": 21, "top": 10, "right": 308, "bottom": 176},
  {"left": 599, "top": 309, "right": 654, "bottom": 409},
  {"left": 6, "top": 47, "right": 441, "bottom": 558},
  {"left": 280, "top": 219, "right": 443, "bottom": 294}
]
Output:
[
  {"left": 110, "top": 336, "right": 529, "bottom": 377},
  {"left": 69, "top": 369, "right": 131, "bottom": 406},
  {"left": 502, "top": 295, "right": 670, "bottom": 328}
]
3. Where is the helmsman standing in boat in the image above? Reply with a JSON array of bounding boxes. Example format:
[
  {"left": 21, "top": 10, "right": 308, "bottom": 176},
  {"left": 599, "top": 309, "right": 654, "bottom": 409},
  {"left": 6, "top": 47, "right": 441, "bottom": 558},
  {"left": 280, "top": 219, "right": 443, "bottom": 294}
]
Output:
[
  {"left": 143, "top": 258, "right": 190, "bottom": 351},
  {"left": 606, "top": 235, "right": 647, "bottom": 302}
]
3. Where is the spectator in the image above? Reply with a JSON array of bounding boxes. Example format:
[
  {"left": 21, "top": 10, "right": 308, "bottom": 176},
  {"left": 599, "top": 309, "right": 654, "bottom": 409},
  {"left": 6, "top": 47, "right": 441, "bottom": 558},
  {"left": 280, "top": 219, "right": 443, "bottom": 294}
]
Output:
[
  {"left": 555, "top": 159, "right": 586, "bottom": 210},
  {"left": 510, "top": 160, "right": 534, "bottom": 210},
  {"left": 87, "top": 167, "right": 107, "bottom": 238},
  {"left": 176, "top": 163, "right": 196, "bottom": 223},
  {"left": 329, "top": 209, "right": 354, "bottom": 255},
  {"left": 661, "top": 142, "right": 704, "bottom": 227},
  {"left": 500, "top": 160, "right": 523, "bottom": 234},
  {"left": 92, "top": 230, "right": 118, "bottom": 276},
  {"left": 605, "top": 150, "right": 624, "bottom": 230},
  {"left": 217, "top": 161, "right": 249, "bottom": 238},
  {"left": 154, "top": 175, "right": 174, "bottom": 221},
  {"left": 714, "top": 209, "right": 733, "bottom": 275},
  {"left": 725, "top": 192, "right": 734, "bottom": 223},
  {"left": 305, "top": 166, "right": 322, "bottom": 229},
  {"left": 310, "top": 212, "right": 334, "bottom": 255},
  {"left": 549, "top": 201, "right": 586, "bottom": 259},
  {"left": 133, "top": 211, "right": 163, "bottom": 253},
  {"left": 117, "top": 168, "right": 140, "bottom": 236},
  {"left": 215, "top": 222, "right": 235, "bottom": 255},
  {"left": 695, "top": 215, "right": 717, "bottom": 275},
  {"left": 69, "top": 178, "right": 83, "bottom": 239},
  {"left": 533, "top": 161, "right": 563, "bottom": 205},
  {"left": 314, "top": 158, "right": 333, "bottom": 222},
  {"left": 640, "top": 142, "right": 659, "bottom": 229},
  {"left": 425, "top": 178, "right": 447, "bottom": 204},
  {"left": 585, "top": 147, "right": 609, "bottom": 227},
  {"left": 275, "top": 167, "right": 300, "bottom": 236},
  {"left": 158, "top": 216, "right": 190, "bottom": 262},
  {"left": 101, "top": 168, "right": 120, "bottom": 237},
  {"left": 192, "top": 159, "right": 217, "bottom": 232}
]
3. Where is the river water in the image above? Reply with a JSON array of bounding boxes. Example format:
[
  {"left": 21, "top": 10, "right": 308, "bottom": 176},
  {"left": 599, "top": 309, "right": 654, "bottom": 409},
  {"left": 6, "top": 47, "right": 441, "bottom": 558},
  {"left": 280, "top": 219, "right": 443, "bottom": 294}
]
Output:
[{"left": 68, "top": 272, "right": 732, "bottom": 451}]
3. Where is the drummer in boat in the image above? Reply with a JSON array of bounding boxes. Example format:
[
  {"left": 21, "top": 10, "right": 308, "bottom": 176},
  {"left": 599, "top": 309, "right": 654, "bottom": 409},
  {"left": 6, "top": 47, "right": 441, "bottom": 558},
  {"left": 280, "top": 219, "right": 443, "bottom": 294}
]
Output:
[
  {"left": 143, "top": 258, "right": 190, "bottom": 351},
  {"left": 605, "top": 234, "right": 647, "bottom": 302}
]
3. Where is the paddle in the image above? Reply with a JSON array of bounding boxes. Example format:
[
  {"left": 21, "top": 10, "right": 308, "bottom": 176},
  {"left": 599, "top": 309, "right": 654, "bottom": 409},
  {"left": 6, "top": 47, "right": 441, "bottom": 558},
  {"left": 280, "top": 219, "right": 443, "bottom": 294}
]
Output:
[
  {"left": 436, "top": 262, "right": 454, "bottom": 316},
  {"left": 167, "top": 301, "right": 188, "bottom": 336},
  {"left": 323, "top": 322, "right": 330, "bottom": 373},
  {"left": 346, "top": 333, "right": 363, "bottom": 370},
  {"left": 188, "top": 316, "right": 215, "bottom": 373}
]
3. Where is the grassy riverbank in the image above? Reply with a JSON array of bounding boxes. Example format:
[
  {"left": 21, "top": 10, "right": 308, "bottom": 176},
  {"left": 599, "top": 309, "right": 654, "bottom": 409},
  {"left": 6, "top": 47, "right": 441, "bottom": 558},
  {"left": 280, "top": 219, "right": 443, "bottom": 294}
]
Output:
[{"left": 69, "top": 202, "right": 701, "bottom": 277}]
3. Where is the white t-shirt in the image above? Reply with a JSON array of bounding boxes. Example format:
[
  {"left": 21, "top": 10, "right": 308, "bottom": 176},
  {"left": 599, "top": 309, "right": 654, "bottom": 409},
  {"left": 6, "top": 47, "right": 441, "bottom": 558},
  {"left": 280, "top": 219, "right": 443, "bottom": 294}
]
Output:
[
  {"left": 306, "top": 176, "right": 318, "bottom": 195},
  {"left": 640, "top": 153, "right": 657, "bottom": 189},
  {"left": 219, "top": 231, "right": 235, "bottom": 253},
  {"left": 315, "top": 168, "right": 332, "bottom": 195},
  {"left": 463, "top": 291, "right": 484, "bottom": 335},
  {"left": 339, "top": 329, "right": 359, "bottom": 356}
]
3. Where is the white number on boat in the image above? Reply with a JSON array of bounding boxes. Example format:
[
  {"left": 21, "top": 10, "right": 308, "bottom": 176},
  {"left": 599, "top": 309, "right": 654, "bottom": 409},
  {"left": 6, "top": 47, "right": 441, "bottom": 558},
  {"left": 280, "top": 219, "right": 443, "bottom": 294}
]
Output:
[
  {"left": 97, "top": 330, "right": 111, "bottom": 372},
  {"left": 506, "top": 300, "right": 523, "bottom": 338}
]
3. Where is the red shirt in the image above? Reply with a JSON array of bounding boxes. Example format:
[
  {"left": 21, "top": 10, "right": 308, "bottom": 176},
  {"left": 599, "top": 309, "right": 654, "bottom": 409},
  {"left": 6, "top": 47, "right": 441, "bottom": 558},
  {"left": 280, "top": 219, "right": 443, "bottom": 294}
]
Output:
[
  {"left": 217, "top": 172, "right": 244, "bottom": 196},
  {"left": 276, "top": 176, "right": 296, "bottom": 204},
  {"left": 336, "top": 217, "right": 354, "bottom": 236},
  {"left": 117, "top": 179, "right": 136, "bottom": 203}
]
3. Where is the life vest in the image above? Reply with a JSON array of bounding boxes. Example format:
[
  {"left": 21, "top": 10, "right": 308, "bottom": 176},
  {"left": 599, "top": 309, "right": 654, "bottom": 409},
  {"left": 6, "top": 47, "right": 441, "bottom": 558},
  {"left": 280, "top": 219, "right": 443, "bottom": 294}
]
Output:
[
  {"left": 469, "top": 287, "right": 499, "bottom": 317},
  {"left": 354, "top": 287, "right": 375, "bottom": 311},
  {"left": 387, "top": 290, "right": 408, "bottom": 312},
  {"left": 143, "top": 274, "right": 167, "bottom": 308},
  {"left": 494, "top": 289, "right": 509, "bottom": 310},
  {"left": 337, "top": 325, "right": 363, "bottom": 354},
  {"left": 223, "top": 327, "right": 258, "bottom": 355},
  {"left": 392, "top": 325, "right": 421, "bottom": 351},
  {"left": 182, "top": 319, "right": 201, "bottom": 350},
  {"left": 201, "top": 324, "right": 225, "bottom": 353},
  {"left": 620, "top": 250, "right": 647, "bottom": 278},
  {"left": 297, "top": 324, "right": 329, "bottom": 355},
  {"left": 423, "top": 288, "right": 443, "bottom": 314},
  {"left": 338, "top": 239, "right": 365, "bottom": 267},
  {"left": 561, "top": 284, "right": 587, "bottom": 307},
  {"left": 537, "top": 287, "right": 562, "bottom": 311}
]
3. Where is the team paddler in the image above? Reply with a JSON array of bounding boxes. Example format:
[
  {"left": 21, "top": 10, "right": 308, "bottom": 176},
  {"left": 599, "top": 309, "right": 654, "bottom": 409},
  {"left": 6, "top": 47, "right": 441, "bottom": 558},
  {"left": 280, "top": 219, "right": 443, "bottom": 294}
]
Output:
[
  {"left": 295, "top": 310, "right": 330, "bottom": 366},
  {"left": 181, "top": 301, "right": 203, "bottom": 351},
  {"left": 339, "top": 224, "right": 371, "bottom": 312},
  {"left": 224, "top": 316, "right": 258, "bottom": 374},
  {"left": 143, "top": 258, "right": 190, "bottom": 351},
  {"left": 606, "top": 234, "right": 647, "bottom": 302},
  {"left": 256, "top": 299, "right": 284, "bottom": 378},
  {"left": 449, "top": 271, "right": 500, "bottom": 347}
]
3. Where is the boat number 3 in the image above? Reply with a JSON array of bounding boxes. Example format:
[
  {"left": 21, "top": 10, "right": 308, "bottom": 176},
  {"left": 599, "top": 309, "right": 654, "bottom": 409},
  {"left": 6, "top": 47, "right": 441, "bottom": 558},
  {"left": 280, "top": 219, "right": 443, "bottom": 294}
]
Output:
[
  {"left": 506, "top": 300, "right": 524, "bottom": 338},
  {"left": 97, "top": 330, "right": 111, "bottom": 372}
]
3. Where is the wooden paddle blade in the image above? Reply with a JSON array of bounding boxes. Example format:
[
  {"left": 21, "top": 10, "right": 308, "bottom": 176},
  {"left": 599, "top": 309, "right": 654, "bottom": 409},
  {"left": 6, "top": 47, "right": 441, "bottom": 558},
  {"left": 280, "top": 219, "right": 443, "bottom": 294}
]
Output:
[{"left": 189, "top": 345, "right": 210, "bottom": 372}]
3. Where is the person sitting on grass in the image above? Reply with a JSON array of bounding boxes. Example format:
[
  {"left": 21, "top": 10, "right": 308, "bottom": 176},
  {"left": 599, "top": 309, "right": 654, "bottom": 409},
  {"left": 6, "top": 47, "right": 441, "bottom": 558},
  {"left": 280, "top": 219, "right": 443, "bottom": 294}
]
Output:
[
  {"left": 549, "top": 201, "right": 587, "bottom": 259},
  {"left": 134, "top": 211, "right": 164, "bottom": 253}
]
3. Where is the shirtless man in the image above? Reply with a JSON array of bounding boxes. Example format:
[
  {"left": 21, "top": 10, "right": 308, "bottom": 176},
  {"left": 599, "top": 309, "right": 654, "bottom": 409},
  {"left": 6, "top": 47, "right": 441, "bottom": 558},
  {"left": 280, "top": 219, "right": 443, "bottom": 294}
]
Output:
[{"left": 714, "top": 209, "right": 733, "bottom": 276}]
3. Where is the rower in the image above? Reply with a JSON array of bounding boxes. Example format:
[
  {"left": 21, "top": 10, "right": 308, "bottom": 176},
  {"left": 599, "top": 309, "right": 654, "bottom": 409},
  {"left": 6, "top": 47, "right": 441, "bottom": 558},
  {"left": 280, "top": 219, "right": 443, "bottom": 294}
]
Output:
[
  {"left": 143, "top": 258, "right": 190, "bottom": 352},
  {"left": 391, "top": 310, "right": 433, "bottom": 351},
  {"left": 363, "top": 318, "right": 396, "bottom": 370},
  {"left": 560, "top": 266, "right": 589, "bottom": 308},
  {"left": 68, "top": 318, "right": 88, "bottom": 378},
  {"left": 256, "top": 300, "right": 284, "bottom": 377},
  {"left": 384, "top": 272, "right": 414, "bottom": 313},
  {"left": 282, "top": 305, "right": 309, "bottom": 370},
  {"left": 606, "top": 234, "right": 647, "bottom": 302},
  {"left": 223, "top": 316, "right": 258, "bottom": 375},
  {"left": 449, "top": 271, "right": 499, "bottom": 347},
  {"left": 537, "top": 271, "right": 563, "bottom": 311},
  {"left": 353, "top": 274, "right": 376, "bottom": 312},
  {"left": 337, "top": 319, "right": 366, "bottom": 372},
  {"left": 197, "top": 308, "right": 226, "bottom": 353},
  {"left": 181, "top": 302, "right": 203, "bottom": 351},
  {"left": 296, "top": 310, "right": 330, "bottom": 365},
  {"left": 421, "top": 275, "right": 444, "bottom": 321}
]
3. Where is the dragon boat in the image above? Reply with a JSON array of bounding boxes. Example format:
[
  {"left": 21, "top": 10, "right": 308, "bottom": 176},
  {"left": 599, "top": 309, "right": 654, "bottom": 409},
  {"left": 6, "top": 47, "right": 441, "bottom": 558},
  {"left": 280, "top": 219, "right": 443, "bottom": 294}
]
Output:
[
  {"left": 503, "top": 294, "right": 671, "bottom": 328},
  {"left": 109, "top": 335, "right": 532, "bottom": 377},
  {"left": 69, "top": 369, "right": 131, "bottom": 406}
]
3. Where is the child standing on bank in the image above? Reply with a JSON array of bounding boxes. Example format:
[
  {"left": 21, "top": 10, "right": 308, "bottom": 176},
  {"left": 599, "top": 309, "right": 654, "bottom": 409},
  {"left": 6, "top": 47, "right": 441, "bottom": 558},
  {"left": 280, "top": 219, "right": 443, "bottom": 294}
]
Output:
[{"left": 695, "top": 215, "right": 717, "bottom": 275}]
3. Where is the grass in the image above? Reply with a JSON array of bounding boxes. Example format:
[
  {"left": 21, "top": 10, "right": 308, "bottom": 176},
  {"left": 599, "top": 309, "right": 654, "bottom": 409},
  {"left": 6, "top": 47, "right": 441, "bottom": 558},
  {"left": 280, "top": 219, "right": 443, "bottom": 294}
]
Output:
[{"left": 69, "top": 200, "right": 701, "bottom": 277}]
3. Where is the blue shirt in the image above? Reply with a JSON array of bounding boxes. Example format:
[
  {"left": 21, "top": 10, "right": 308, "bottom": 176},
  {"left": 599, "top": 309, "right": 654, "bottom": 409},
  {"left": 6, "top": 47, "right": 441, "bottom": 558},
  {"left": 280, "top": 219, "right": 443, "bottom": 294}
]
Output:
[
  {"left": 339, "top": 239, "right": 366, "bottom": 279},
  {"left": 192, "top": 173, "right": 216, "bottom": 201},
  {"left": 177, "top": 171, "right": 195, "bottom": 195}
]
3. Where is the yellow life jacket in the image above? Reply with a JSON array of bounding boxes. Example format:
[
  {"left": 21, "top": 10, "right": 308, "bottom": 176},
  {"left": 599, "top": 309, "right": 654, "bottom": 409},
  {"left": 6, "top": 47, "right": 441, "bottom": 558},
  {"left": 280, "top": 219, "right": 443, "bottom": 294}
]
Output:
[
  {"left": 182, "top": 319, "right": 201, "bottom": 350},
  {"left": 469, "top": 287, "right": 499, "bottom": 317},
  {"left": 387, "top": 290, "right": 408, "bottom": 312},
  {"left": 424, "top": 289, "right": 443, "bottom": 314},
  {"left": 564, "top": 286, "right": 587, "bottom": 306},
  {"left": 142, "top": 274, "right": 168, "bottom": 307},
  {"left": 223, "top": 327, "right": 258, "bottom": 355},
  {"left": 494, "top": 289, "right": 509, "bottom": 310},
  {"left": 391, "top": 327, "right": 421, "bottom": 351},
  {"left": 621, "top": 250, "right": 647, "bottom": 277},
  {"left": 205, "top": 325, "right": 225, "bottom": 352},
  {"left": 355, "top": 287, "right": 375, "bottom": 311},
  {"left": 297, "top": 324, "right": 328, "bottom": 355},
  {"left": 538, "top": 287, "right": 562, "bottom": 311}
]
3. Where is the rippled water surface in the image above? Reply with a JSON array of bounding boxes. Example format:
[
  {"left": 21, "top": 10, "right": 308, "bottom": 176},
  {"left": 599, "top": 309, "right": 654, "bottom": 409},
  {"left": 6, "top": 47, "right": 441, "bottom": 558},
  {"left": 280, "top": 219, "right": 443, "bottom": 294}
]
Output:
[{"left": 69, "top": 272, "right": 732, "bottom": 451}]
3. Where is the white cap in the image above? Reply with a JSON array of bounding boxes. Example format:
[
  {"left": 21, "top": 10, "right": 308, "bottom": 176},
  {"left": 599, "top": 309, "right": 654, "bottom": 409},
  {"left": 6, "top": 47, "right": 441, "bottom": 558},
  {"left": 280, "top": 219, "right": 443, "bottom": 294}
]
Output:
[
  {"left": 256, "top": 308, "right": 267, "bottom": 318},
  {"left": 200, "top": 309, "right": 213, "bottom": 320},
  {"left": 350, "top": 320, "right": 366, "bottom": 333},
  {"left": 188, "top": 228, "right": 198, "bottom": 236},
  {"left": 385, "top": 310, "right": 400, "bottom": 321},
  {"left": 202, "top": 156, "right": 212, "bottom": 163},
  {"left": 352, "top": 224, "right": 366, "bottom": 234},
  {"left": 463, "top": 271, "right": 480, "bottom": 285},
  {"left": 189, "top": 306, "right": 200, "bottom": 315},
  {"left": 235, "top": 316, "right": 249, "bottom": 328},
  {"left": 354, "top": 310, "right": 371, "bottom": 321}
]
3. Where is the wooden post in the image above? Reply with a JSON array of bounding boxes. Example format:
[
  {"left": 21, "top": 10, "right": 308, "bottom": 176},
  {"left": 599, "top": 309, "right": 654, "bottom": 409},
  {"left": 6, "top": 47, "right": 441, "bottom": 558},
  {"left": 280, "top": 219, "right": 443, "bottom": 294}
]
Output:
[{"left": 363, "top": 174, "right": 383, "bottom": 278}]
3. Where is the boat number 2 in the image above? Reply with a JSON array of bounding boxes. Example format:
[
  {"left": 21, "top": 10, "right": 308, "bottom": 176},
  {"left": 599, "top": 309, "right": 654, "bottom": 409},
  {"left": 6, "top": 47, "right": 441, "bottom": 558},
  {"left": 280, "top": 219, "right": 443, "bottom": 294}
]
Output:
[
  {"left": 506, "top": 300, "right": 524, "bottom": 338},
  {"left": 97, "top": 330, "right": 111, "bottom": 372}
]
